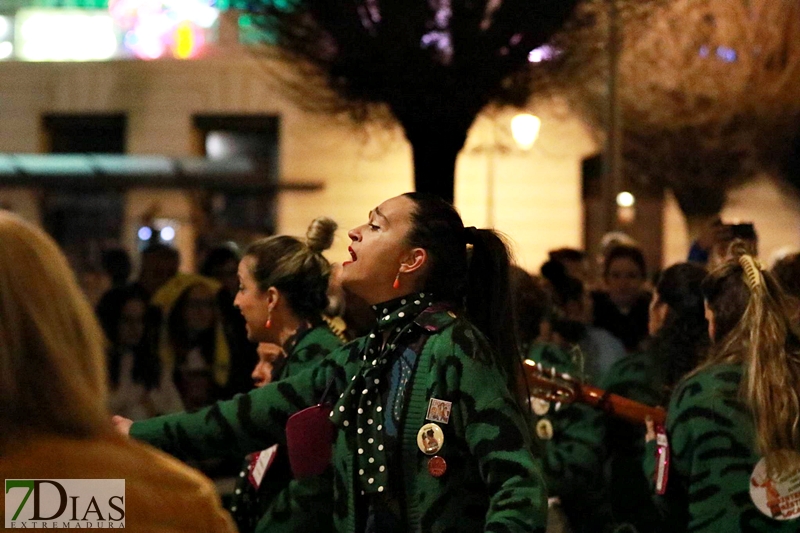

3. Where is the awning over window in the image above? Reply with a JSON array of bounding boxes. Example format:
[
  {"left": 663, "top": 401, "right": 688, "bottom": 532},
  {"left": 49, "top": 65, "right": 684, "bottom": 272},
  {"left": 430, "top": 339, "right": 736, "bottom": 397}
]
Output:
[{"left": 0, "top": 154, "right": 320, "bottom": 193}]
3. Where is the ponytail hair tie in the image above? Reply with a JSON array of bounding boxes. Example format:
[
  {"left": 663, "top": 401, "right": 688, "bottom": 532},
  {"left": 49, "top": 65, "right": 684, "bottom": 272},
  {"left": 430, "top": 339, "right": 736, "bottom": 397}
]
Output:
[
  {"left": 739, "top": 254, "right": 764, "bottom": 291},
  {"left": 464, "top": 226, "right": 478, "bottom": 245}
]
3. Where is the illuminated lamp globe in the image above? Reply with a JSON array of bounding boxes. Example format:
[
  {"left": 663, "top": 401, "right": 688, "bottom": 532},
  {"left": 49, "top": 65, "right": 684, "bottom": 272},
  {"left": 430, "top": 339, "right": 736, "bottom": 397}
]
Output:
[
  {"left": 160, "top": 226, "right": 176, "bottom": 242},
  {"left": 138, "top": 226, "right": 153, "bottom": 241},
  {"left": 616, "top": 191, "right": 636, "bottom": 208},
  {"left": 510, "top": 113, "right": 541, "bottom": 150}
]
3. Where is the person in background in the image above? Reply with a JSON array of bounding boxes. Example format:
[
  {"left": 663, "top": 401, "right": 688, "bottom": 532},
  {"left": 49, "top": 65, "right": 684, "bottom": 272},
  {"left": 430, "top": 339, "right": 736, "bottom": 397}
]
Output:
[
  {"left": 0, "top": 210, "right": 235, "bottom": 533},
  {"left": 102, "top": 247, "right": 133, "bottom": 288},
  {"left": 771, "top": 251, "right": 800, "bottom": 322},
  {"left": 119, "top": 193, "right": 548, "bottom": 533},
  {"left": 201, "top": 243, "right": 258, "bottom": 396},
  {"left": 688, "top": 218, "right": 759, "bottom": 268},
  {"left": 510, "top": 265, "right": 552, "bottom": 353},
  {"left": 540, "top": 260, "right": 626, "bottom": 384},
  {"left": 547, "top": 248, "right": 591, "bottom": 286},
  {"left": 596, "top": 232, "right": 638, "bottom": 284},
  {"left": 592, "top": 244, "right": 652, "bottom": 352},
  {"left": 150, "top": 274, "right": 232, "bottom": 411},
  {"left": 599, "top": 263, "right": 708, "bottom": 533},
  {"left": 136, "top": 242, "right": 181, "bottom": 300},
  {"left": 563, "top": 263, "right": 709, "bottom": 533},
  {"left": 97, "top": 284, "right": 184, "bottom": 420},
  {"left": 96, "top": 242, "right": 180, "bottom": 384},
  {"left": 201, "top": 244, "right": 241, "bottom": 297},
  {"left": 532, "top": 263, "right": 709, "bottom": 533},
  {"left": 645, "top": 244, "right": 800, "bottom": 532},
  {"left": 251, "top": 342, "right": 285, "bottom": 388}
]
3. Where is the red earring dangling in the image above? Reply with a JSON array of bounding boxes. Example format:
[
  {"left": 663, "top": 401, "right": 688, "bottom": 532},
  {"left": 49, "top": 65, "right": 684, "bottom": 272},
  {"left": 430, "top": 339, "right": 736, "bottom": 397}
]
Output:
[
  {"left": 393, "top": 272, "right": 401, "bottom": 290},
  {"left": 265, "top": 316, "right": 272, "bottom": 329}
]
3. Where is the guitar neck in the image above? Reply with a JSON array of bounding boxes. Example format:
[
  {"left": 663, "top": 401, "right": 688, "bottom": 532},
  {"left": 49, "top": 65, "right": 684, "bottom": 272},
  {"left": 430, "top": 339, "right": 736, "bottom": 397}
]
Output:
[{"left": 574, "top": 382, "right": 666, "bottom": 426}]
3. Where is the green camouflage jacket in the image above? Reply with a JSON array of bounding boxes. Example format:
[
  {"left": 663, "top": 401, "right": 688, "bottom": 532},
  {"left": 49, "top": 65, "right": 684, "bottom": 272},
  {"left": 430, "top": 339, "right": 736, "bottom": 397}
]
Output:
[
  {"left": 132, "top": 306, "right": 547, "bottom": 533},
  {"left": 644, "top": 363, "right": 800, "bottom": 533}
]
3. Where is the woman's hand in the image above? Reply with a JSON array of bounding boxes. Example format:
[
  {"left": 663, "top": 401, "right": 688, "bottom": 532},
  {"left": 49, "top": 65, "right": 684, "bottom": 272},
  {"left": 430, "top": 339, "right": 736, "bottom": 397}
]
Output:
[
  {"left": 112, "top": 415, "right": 134, "bottom": 436},
  {"left": 644, "top": 415, "right": 656, "bottom": 443}
]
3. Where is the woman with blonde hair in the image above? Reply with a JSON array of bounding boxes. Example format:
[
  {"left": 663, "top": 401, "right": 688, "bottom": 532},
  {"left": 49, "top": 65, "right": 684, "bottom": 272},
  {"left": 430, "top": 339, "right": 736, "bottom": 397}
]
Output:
[
  {"left": 645, "top": 243, "right": 800, "bottom": 532},
  {"left": 0, "top": 210, "right": 235, "bottom": 532}
]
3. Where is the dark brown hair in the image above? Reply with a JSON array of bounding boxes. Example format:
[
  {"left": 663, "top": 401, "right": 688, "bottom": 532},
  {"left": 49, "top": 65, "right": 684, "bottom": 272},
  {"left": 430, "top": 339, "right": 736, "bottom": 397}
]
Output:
[
  {"left": 402, "top": 193, "right": 519, "bottom": 389},
  {"left": 603, "top": 244, "right": 646, "bottom": 279},
  {"left": 649, "top": 263, "right": 709, "bottom": 400}
]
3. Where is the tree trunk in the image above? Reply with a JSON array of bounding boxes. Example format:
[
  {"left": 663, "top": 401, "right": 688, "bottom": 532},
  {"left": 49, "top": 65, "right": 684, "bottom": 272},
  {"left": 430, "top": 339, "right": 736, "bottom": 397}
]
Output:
[{"left": 403, "top": 122, "right": 470, "bottom": 204}]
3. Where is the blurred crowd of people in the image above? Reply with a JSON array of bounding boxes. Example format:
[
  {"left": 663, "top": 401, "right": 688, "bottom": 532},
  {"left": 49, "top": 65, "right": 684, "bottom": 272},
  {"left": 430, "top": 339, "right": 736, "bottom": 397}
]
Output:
[
  {"left": 93, "top": 242, "right": 256, "bottom": 421},
  {"left": 2, "top": 198, "right": 799, "bottom": 533},
  {"left": 515, "top": 219, "right": 800, "bottom": 533}
]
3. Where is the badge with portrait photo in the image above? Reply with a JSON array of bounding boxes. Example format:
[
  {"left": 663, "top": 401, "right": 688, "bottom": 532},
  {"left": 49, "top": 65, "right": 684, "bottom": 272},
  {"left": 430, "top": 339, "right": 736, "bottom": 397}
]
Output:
[
  {"left": 426, "top": 398, "right": 452, "bottom": 424},
  {"left": 417, "top": 423, "right": 445, "bottom": 455}
]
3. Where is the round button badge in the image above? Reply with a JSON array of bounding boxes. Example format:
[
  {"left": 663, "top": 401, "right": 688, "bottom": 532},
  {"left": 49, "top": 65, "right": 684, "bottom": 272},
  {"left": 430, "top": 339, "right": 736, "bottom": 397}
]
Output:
[
  {"left": 428, "top": 456, "right": 447, "bottom": 477},
  {"left": 535, "top": 418, "right": 554, "bottom": 441},
  {"left": 749, "top": 456, "right": 800, "bottom": 521},
  {"left": 531, "top": 397, "right": 551, "bottom": 416},
  {"left": 417, "top": 423, "right": 444, "bottom": 455}
]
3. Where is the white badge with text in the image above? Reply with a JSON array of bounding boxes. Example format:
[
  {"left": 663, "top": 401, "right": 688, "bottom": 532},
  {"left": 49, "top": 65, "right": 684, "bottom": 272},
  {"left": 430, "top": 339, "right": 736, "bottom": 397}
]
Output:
[
  {"left": 249, "top": 444, "right": 279, "bottom": 489},
  {"left": 5, "top": 479, "right": 125, "bottom": 529},
  {"left": 750, "top": 458, "right": 800, "bottom": 521}
]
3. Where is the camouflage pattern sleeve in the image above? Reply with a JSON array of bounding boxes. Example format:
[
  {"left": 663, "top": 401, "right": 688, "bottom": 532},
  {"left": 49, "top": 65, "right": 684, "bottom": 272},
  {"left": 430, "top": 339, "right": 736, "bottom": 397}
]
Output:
[
  {"left": 130, "top": 345, "right": 358, "bottom": 461},
  {"left": 283, "top": 326, "right": 343, "bottom": 377}
]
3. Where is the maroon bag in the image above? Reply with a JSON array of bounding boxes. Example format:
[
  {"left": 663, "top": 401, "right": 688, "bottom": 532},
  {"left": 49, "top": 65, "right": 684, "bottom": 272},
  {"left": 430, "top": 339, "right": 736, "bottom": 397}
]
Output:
[{"left": 285, "top": 391, "right": 335, "bottom": 479}]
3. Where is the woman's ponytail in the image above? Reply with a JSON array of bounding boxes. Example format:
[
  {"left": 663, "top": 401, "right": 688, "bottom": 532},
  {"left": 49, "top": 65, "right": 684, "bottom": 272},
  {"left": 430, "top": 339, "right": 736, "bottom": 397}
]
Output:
[
  {"left": 465, "top": 228, "right": 520, "bottom": 386},
  {"left": 702, "top": 242, "right": 800, "bottom": 476},
  {"left": 403, "top": 193, "right": 521, "bottom": 397}
]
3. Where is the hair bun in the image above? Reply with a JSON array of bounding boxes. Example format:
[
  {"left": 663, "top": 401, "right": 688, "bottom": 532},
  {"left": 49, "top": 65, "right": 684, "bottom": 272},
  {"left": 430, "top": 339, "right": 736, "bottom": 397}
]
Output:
[{"left": 306, "top": 216, "right": 338, "bottom": 253}]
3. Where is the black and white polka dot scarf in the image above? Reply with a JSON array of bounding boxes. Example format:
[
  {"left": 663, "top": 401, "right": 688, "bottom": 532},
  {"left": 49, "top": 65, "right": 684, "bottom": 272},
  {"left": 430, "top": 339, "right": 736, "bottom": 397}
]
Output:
[{"left": 330, "top": 292, "right": 433, "bottom": 495}]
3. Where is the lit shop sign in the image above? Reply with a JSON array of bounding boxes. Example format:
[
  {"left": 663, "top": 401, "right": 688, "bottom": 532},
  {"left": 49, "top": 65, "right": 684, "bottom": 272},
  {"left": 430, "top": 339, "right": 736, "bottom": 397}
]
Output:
[
  {"left": 15, "top": 9, "right": 118, "bottom": 61},
  {"left": 109, "top": 0, "right": 219, "bottom": 60},
  {"left": 12, "top": 1, "right": 218, "bottom": 62}
]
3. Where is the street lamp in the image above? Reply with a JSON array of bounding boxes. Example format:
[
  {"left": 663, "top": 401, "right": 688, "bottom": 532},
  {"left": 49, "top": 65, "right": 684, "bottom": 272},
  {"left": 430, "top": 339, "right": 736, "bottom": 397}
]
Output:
[
  {"left": 510, "top": 113, "right": 542, "bottom": 150},
  {"left": 616, "top": 191, "right": 635, "bottom": 207}
]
